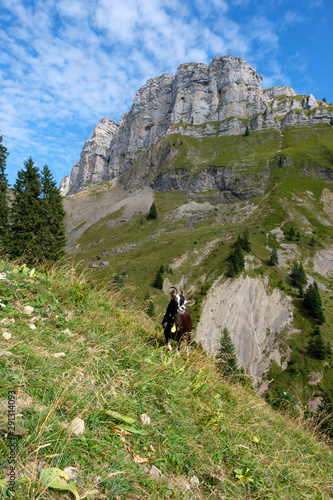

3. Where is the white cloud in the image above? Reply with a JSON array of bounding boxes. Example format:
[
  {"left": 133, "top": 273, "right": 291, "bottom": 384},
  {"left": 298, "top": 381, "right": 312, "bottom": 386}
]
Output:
[
  {"left": 283, "top": 10, "right": 304, "bottom": 25},
  {"left": 0, "top": 0, "right": 296, "bottom": 184}
]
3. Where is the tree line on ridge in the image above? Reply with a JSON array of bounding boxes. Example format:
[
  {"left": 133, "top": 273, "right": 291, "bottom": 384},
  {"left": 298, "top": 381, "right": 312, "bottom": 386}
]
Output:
[{"left": 0, "top": 134, "right": 66, "bottom": 263}]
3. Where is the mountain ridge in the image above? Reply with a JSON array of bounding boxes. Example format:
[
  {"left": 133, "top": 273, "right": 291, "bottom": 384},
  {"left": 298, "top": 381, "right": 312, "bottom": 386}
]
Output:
[{"left": 60, "top": 55, "right": 333, "bottom": 196}]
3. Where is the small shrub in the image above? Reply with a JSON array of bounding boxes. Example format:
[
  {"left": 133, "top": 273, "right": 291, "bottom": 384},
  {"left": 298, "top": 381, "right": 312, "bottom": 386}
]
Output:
[{"left": 265, "top": 388, "right": 299, "bottom": 417}]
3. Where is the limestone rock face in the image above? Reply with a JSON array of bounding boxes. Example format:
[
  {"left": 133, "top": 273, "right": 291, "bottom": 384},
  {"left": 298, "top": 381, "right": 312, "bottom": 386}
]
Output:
[
  {"left": 59, "top": 175, "right": 71, "bottom": 196},
  {"left": 151, "top": 166, "right": 269, "bottom": 202},
  {"left": 67, "top": 117, "right": 119, "bottom": 195},
  {"left": 61, "top": 55, "right": 333, "bottom": 195},
  {"left": 196, "top": 275, "right": 293, "bottom": 381},
  {"left": 170, "top": 56, "right": 263, "bottom": 125}
]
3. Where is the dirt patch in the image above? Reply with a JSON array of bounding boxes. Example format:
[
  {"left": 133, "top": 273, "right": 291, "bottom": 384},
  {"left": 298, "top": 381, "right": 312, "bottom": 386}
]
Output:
[
  {"left": 173, "top": 201, "right": 217, "bottom": 221},
  {"left": 194, "top": 239, "right": 220, "bottom": 266},
  {"left": 63, "top": 184, "right": 154, "bottom": 246}
]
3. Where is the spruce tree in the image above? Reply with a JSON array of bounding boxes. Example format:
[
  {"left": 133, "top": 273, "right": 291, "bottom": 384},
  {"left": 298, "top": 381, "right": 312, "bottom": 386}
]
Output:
[
  {"left": 215, "top": 327, "right": 238, "bottom": 375},
  {"left": 147, "top": 201, "right": 157, "bottom": 220},
  {"left": 287, "top": 227, "right": 295, "bottom": 240},
  {"left": 230, "top": 242, "right": 245, "bottom": 273},
  {"left": 0, "top": 135, "right": 9, "bottom": 247},
  {"left": 9, "top": 157, "right": 42, "bottom": 262},
  {"left": 269, "top": 248, "right": 279, "bottom": 266},
  {"left": 303, "top": 281, "right": 325, "bottom": 324},
  {"left": 238, "top": 231, "right": 251, "bottom": 252},
  {"left": 290, "top": 262, "right": 307, "bottom": 290},
  {"left": 227, "top": 260, "right": 236, "bottom": 278},
  {"left": 39, "top": 165, "right": 66, "bottom": 260},
  {"left": 308, "top": 327, "right": 326, "bottom": 360},
  {"left": 244, "top": 126, "right": 250, "bottom": 137},
  {"left": 153, "top": 269, "right": 163, "bottom": 289},
  {"left": 242, "top": 230, "right": 251, "bottom": 252}
]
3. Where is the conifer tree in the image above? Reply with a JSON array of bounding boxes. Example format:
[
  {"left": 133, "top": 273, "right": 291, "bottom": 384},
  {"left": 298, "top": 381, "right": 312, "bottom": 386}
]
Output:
[
  {"left": 153, "top": 268, "right": 163, "bottom": 289},
  {"left": 238, "top": 231, "right": 251, "bottom": 252},
  {"left": 290, "top": 262, "right": 307, "bottom": 290},
  {"left": 147, "top": 201, "right": 157, "bottom": 220},
  {"left": 215, "top": 327, "right": 238, "bottom": 375},
  {"left": 9, "top": 157, "right": 42, "bottom": 262},
  {"left": 0, "top": 135, "right": 9, "bottom": 247},
  {"left": 287, "top": 227, "right": 295, "bottom": 240},
  {"left": 244, "top": 126, "right": 250, "bottom": 136},
  {"left": 303, "top": 281, "right": 325, "bottom": 324},
  {"left": 39, "top": 165, "right": 66, "bottom": 260},
  {"left": 269, "top": 248, "right": 279, "bottom": 266},
  {"left": 242, "top": 230, "right": 251, "bottom": 252},
  {"left": 227, "top": 260, "right": 235, "bottom": 278},
  {"left": 230, "top": 242, "right": 245, "bottom": 274},
  {"left": 308, "top": 327, "right": 326, "bottom": 360}
]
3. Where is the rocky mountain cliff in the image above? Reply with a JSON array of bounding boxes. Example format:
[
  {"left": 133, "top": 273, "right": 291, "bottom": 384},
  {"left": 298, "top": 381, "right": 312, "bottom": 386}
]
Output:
[
  {"left": 61, "top": 55, "right": 333, "bottom": 413},
  {"left": 60, "top": 55, "right": 333, "bottom": 195}
]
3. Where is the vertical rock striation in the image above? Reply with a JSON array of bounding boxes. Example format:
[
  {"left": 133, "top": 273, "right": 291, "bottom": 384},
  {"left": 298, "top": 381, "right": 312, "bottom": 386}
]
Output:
[{"left": 195, "top": 275, "right": 293, "bottom": 381}]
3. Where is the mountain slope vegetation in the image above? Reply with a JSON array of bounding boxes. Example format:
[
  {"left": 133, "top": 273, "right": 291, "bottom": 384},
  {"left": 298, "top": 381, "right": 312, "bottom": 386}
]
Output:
[
  {"left": 63, "top": 122, "right": 333, "bottom": 418},
  {"left": 0, "top": 260, "right": 332, "bottom": 499}
]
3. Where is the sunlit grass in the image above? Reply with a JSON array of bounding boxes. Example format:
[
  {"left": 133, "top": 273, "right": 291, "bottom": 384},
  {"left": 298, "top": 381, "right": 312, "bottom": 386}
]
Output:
[{"left": 0, "top": 260, "right": 332, "bottom": 499}]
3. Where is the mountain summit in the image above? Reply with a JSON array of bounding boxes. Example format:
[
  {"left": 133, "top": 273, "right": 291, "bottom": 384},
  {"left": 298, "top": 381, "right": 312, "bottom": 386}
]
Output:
[{"left": 60, "top": 55, "right": 332, "bottom": 196}]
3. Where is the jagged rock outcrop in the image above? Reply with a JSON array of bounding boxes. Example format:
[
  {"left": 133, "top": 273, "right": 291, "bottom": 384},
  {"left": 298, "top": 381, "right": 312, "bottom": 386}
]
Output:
[
  {"left": 62, "top": 117, "right": 119, "bottom": 195},
  {"left": 196, "top": 275, "right": 293, "bottom": 382},
  {"left": 59, "top": 175, "right": 71, "bottom": 196},
  {"left": 151, "top": 166, "right": 269, "bottom": 202},
  {"left": 61, "top": 55, "right": 333, "bottom": 195}
]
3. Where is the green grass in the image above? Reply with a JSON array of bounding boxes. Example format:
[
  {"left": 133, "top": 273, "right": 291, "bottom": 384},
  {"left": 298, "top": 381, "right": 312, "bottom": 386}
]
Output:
[
  {"left": 60, "top": 122, "right": 333, "bottom": 441},
  {"left": 0, "top": 259, "right": 332, "bottom": 499},
  {"left": 166, "top": 129, "right": 281, "bottom": 175}
]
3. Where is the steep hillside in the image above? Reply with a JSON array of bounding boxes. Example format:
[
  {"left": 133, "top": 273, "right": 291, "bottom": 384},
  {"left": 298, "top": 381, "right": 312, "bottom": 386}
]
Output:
[
  {"left": 63, "top": 122, "right": 333, "bottom": 415},
  {"left": 0, "top": 261, "right": 332, "bottom": 499}
]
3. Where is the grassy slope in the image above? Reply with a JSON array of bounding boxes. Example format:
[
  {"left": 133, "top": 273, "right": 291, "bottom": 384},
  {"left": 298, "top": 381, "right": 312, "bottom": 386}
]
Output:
[
  {"left": 0, "top": 260, "right": 332, "bottom": 499},
  {"left": 68, "top": 124, "right": 333, "bottom": 409},
  {"left": 165, "top": 129, "right": 281, "bottom": 174}
]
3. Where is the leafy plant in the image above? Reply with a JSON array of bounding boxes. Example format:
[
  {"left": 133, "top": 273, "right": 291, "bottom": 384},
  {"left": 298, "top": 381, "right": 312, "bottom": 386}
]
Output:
[{"left": 39, "top": 468, "right": 80, "bottom": 499}]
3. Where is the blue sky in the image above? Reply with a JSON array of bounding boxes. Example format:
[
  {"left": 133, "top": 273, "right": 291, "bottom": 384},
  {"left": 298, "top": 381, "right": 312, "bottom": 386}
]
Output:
[{"left": 0, "top": 0, "right": 332, "bottom": 187}]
